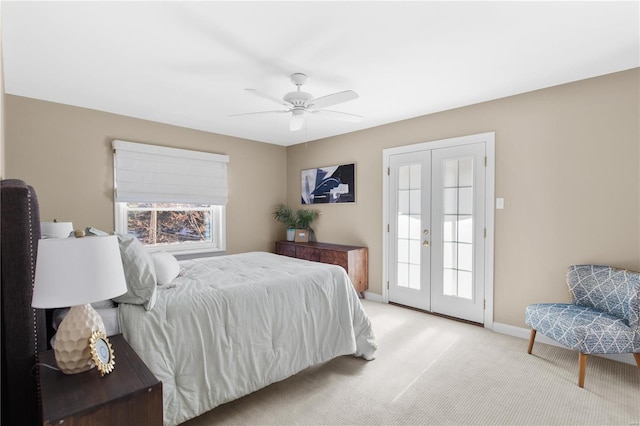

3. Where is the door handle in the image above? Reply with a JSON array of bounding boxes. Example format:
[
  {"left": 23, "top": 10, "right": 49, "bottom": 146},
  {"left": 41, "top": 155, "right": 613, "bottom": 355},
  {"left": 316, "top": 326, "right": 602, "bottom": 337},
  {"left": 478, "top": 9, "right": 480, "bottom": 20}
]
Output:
[{"left": 422, "top": 240, "right": 429, "bottom": 247}]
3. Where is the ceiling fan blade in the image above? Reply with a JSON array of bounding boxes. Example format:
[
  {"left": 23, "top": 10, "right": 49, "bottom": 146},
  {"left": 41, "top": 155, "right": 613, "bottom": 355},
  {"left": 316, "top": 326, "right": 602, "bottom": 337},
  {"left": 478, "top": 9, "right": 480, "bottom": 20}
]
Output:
[
  {"left": 245, "top": 88, "right": 292, "bottom": 107},
  {"left": 308, "top": 90, "right": 359, "bottom": 109},
  {"left": 290, "top": 111, "right": 305, "bottom": 131},
  {"left": 229, "top": 110, "right": 288, "bottom": 117},
  {"left": 311, "top": 109, "right": 363, "bottom": 123}
]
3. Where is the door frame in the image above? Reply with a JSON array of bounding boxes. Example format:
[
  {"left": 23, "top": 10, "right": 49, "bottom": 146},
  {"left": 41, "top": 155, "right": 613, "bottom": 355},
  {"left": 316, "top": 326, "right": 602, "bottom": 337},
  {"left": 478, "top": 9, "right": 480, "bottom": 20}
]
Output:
[{"left": 382, "top": 132, "right": 495, "bottom": 328}]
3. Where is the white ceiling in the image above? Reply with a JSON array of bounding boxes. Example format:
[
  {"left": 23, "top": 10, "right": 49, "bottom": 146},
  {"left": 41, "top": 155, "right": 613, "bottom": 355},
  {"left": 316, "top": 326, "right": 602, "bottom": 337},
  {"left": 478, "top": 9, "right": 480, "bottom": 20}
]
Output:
[{"left": 3, "top": 1, "right": 639, "bottom": 146}]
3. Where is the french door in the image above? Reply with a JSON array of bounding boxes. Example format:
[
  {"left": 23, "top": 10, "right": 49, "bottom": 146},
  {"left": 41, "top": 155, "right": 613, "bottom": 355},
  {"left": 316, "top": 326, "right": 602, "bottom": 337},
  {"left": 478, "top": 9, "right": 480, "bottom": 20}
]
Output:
[{"left": 387, "top": 141, "right": 487, "bottom": 324}]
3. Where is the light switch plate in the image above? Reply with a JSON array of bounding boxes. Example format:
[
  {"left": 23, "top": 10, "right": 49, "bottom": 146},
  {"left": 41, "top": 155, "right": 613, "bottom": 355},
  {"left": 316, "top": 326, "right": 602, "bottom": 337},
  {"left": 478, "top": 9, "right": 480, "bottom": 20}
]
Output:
[{"left": 496, "top": 198, "right": 504, "bottom": 209}]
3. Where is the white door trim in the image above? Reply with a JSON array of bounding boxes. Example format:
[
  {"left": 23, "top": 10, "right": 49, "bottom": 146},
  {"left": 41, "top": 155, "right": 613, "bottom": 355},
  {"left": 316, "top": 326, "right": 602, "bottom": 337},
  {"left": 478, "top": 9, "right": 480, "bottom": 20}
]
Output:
[{"left": 382, "top": 132, "right": 495, "bottom": 328}]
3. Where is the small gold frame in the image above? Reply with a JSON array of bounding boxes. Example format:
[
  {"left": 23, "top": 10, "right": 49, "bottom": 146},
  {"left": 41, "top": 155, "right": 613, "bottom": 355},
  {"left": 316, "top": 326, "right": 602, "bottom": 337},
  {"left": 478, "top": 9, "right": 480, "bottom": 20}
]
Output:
[{"left": 89, "top": 330, "right": 115, "bottom": 377}]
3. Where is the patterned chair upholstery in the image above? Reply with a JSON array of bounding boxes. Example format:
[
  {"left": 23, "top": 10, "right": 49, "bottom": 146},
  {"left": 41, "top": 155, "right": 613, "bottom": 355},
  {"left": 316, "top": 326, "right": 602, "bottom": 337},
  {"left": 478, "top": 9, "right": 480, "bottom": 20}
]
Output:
[{"left": 525, "top": 265, "right": 640, "bottom": 388}]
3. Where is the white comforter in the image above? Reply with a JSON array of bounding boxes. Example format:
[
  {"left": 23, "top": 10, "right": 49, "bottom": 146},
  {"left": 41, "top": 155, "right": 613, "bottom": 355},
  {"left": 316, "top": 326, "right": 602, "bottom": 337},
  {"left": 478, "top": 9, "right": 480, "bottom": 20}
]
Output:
[{"left": 119, "top": 251, "right": 377, "bottom": 425}]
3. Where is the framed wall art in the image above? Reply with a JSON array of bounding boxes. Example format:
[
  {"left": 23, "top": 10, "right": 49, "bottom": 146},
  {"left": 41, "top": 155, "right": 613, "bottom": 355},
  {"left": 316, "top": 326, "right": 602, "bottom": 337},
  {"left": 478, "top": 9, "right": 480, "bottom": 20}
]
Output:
[{"left": 301, "top": 163, "right": 355, "bottom": 204}]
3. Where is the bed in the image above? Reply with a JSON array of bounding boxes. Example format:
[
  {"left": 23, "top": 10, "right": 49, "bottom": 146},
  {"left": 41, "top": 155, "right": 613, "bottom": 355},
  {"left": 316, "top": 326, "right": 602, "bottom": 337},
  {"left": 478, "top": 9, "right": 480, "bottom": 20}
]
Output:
[
  {"left": 2, "top": 179, "right": 377, "bottom": 425},
  {"left": 118, "top": 250, "right": 377, "bottom": 425}
]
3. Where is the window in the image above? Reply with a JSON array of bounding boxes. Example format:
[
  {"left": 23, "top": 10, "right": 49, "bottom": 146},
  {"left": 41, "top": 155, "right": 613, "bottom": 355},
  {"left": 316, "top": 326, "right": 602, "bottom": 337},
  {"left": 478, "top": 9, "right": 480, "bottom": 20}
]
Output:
[
  {"left": 115, "top": 203, "right": 225, "bottom": 254},
  {"left": 113, "top": 140, "right": 229, "bottom": 254}
]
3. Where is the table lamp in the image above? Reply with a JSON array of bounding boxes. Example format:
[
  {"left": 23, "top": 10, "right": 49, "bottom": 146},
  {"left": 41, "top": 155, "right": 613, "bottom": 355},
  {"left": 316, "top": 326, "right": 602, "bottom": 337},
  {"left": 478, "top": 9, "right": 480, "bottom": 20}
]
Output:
[
  {"left": 32, "top": 234, "right": 127, "bottom": 374},
  {"left": 41, "top": 220, "right": 74, "bottom": 239}
]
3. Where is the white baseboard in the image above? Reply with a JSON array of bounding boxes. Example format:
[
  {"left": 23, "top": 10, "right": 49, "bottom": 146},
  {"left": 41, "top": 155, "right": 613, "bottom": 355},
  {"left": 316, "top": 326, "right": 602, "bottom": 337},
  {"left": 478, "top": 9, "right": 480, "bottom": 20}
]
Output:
[
  {"left": 492, "top": 322, "right": 637, "bottom": 366},
  {"left": 363, "top": 291, "right": 384, "bottom": 303}
]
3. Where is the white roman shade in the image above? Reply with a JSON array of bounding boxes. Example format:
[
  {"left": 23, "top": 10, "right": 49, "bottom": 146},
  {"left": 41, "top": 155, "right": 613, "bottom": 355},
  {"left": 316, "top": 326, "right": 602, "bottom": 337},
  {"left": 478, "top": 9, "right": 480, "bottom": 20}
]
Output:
[{"left": 113, "top": 140, "right": 229, "bottom": 205}]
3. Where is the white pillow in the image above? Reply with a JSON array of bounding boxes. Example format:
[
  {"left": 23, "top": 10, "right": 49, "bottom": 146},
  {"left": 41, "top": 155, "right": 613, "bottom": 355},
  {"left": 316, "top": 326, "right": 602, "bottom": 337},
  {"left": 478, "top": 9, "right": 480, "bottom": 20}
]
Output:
[
  {"left": 112, "top": 234, "right": 157, "bottom": 310},
  {"left": 151, "top": 251, "right": 180, "bottom": 285}
]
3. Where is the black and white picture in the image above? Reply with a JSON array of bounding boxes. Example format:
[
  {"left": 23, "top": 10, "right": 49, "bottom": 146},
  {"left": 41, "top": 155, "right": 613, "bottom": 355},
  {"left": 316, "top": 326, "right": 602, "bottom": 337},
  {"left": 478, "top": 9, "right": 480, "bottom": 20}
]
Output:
[{"left": 301, "top": 163, "right": 355, "bottom": 204}]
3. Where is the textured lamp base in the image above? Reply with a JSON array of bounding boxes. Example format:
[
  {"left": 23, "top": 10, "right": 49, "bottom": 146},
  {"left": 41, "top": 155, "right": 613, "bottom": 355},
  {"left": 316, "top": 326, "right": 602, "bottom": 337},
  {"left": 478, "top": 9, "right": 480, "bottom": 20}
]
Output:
[{"left": 54, "top": 304, "right": 106, "bottom": 374}]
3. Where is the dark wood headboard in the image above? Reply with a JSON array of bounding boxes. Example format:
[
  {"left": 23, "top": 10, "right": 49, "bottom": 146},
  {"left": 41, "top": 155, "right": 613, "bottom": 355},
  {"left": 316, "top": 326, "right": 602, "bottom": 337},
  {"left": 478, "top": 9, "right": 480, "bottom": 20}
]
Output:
[{"left": 1, "top": 179, "right": 47, "bottom": 426}]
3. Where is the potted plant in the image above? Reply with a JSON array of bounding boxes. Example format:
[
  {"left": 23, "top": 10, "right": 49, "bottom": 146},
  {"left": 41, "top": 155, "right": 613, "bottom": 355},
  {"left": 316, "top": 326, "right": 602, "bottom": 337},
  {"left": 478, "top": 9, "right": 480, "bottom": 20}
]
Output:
[
  {"left": 273, "top": 203, "right": 298, "bottom": 241},
  {"left": 295, "top": 208, "right": 320, "bottom": 242},
  {"left": 296, "top": 208, "right": 320, "bottom": 232}
]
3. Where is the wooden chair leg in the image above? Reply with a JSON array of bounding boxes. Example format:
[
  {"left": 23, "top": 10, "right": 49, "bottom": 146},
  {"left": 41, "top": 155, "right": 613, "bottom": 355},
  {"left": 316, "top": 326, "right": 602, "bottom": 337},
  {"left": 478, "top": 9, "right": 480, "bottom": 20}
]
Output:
[
  {"left": 578, "top": 353, "right": 588, "bottom": 388},
  {"left": 527, "top": 329, "right": 536, "bottom": 354},
  {"left": 634, "top": 353, "right": 640, "bottom": 369}
]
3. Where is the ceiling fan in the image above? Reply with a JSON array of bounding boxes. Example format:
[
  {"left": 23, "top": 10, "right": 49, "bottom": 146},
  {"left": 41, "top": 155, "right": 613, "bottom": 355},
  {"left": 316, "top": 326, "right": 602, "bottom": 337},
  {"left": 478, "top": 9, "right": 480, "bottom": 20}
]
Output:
[{"left": 231, "top": 73, "right": 362, "bottom": 131}]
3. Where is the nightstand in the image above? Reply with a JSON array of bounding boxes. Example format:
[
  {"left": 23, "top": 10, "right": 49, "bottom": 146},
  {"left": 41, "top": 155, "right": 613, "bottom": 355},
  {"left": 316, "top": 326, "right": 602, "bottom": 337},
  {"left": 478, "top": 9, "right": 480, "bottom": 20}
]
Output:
[{"left": 38, "top": 334, "right": 162, "bottom": 425}]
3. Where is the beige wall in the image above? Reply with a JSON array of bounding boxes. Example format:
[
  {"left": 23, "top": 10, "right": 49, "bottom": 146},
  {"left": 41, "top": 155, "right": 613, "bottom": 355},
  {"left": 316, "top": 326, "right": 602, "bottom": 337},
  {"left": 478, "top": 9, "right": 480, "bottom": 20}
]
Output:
[
  {"left": 4, "top": 69, "right": 639, "bottom": 329},
  {"left": 4, "top": 96, "right": 287, "bottom": 254},
  {"left": 285, "top": 69, "right": 640, "bottom": 327}
]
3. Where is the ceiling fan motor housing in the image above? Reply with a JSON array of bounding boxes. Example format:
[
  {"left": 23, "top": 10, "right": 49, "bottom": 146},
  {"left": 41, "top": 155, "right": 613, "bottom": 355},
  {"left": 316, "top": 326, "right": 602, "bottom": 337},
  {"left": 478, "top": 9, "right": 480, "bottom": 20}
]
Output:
[{"left": 284, "top": 91, "right": 313, "bottom": 106}]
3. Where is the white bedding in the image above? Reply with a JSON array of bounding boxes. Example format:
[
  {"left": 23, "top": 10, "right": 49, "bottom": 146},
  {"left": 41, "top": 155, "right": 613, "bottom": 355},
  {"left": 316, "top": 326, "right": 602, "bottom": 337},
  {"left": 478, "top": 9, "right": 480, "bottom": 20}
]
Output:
[{"left": 119, "top": 251, "right": 377, "bottom": 425}]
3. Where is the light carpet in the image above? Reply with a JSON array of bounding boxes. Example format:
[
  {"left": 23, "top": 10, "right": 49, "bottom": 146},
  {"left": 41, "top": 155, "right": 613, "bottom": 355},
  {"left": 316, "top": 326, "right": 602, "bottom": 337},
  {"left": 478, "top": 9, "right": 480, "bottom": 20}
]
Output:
[{"left": 184, "top": 300, "right": 639, "bottom": 425}]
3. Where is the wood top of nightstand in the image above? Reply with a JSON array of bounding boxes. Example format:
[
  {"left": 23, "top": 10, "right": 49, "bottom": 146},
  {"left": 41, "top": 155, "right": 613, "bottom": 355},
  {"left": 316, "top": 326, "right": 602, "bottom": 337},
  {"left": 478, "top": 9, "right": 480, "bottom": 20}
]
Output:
[{"left": 38, "top": 333, "right": 161, "bottom": 424}]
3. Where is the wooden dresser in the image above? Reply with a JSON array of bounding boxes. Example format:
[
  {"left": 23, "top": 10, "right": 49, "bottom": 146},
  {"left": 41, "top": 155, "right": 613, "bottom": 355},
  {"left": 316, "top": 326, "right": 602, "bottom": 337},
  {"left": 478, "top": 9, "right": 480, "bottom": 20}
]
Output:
[{"left": 275, "top": 241, "right": 368, "bottom": 297}]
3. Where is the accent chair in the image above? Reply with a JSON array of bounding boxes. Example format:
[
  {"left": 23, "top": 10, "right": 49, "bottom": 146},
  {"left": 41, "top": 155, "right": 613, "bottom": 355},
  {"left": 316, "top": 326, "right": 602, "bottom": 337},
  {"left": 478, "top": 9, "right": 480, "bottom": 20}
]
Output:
[{"left": 525, "top": 264, "right": 640, "bottom": 388}]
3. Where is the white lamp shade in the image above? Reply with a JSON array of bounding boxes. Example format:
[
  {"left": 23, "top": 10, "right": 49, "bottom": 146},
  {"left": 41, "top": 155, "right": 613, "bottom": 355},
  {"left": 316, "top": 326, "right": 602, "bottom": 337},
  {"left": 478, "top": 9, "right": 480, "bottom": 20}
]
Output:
[
  {"left": 41, "top": 221, "right": 74, "bottom": 239},
  {"left": 32, "top": 235, "right": 127, "bottom": 308}
]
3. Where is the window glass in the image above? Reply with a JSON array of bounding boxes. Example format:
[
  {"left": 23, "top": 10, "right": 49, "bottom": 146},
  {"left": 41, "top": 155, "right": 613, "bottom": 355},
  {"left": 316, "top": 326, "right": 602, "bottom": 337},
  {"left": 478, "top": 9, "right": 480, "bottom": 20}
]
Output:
[{"left": 116, "top": 203, "right": 225, "bottom": 254}]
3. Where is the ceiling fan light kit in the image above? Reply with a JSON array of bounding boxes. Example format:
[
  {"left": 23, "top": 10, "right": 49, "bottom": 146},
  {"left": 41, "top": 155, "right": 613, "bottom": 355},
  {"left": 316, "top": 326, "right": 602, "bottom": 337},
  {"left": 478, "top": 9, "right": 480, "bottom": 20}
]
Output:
[
  {"left": 290, "top": 109, "right": 306, "bottom": 131},
  {"left": 231, "top": 73, "right": 362, "bottom": 131}
]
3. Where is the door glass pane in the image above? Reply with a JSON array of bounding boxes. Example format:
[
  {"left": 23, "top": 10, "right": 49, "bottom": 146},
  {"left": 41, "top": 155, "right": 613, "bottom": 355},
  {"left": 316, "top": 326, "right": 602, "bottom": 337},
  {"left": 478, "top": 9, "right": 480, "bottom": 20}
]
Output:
[
  {"left": 458, "top": 243, "right": 473, "bottom": 271},
  {"left": 396, "top": 164, "right": 421, "bottom": 289},
  {"left": 459, "top": 187, "right": 473, "bottom": 215},
  {"left": 398, "top": 238, "right": 409, "bottom": 263},
  {"left": 399, "top": 166, "right": 410, "bottom": 189},
  {"left": 443, "top": 188, "right": 458, "bottom": 214},
  {"left": 409, "top": 264, "right": 421, "bottom": 290},
  {"left": 398, "top": 263, "right": 409, "bottom": 287},
  {"left": 443, "top": 268, "right": 457, "bottom": 296},
  {"left": 443, "top": 242, "right": 457, "bottom": 268},
  {"left": 440, "top": 157, "right": 474, "bottom": 300},
  {"left": 458, "top": 271, "right": 473, "bottom": 299},
  {"left": 409, "top": 239, "right": 421, "bottom": 264},
  {"left": 459, "top": 159, "right": 473, "bottom": 187},
  {"left": 409, "top": 189, "right": 421, "bottom": 213},
  {"left": 409, "top": 165, "right": 421, "bottom": 189},
  {"left": 458, "top": 216, "right": 473, "bottom": 243},
  {"left": 409, "top": 214, "right": 421, "bottom": 239},
  {"left": 398, "top": 190, "right": 410, "bottom": 214},
  {"left": 398, "top": 214, "right": 409, "bottom": 239},
  {"left": 443, "top": 215, "right": 457, "bottom": 241},
  {"left": 444, "top": 160, "right": 458, "bottom": 187}
]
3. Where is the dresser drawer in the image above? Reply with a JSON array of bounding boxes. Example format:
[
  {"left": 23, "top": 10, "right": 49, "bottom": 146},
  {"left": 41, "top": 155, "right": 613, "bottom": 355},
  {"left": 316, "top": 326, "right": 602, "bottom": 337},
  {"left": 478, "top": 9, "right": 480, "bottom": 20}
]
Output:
[
  {"left": 295, "top": 246, "right": 320, "bottom": 261},
  {"left": 275, "top": 241, "right": 296, "bottom": 257},
  {"left": 320, "top": 250, "right": 348, "bottom": 270}
]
